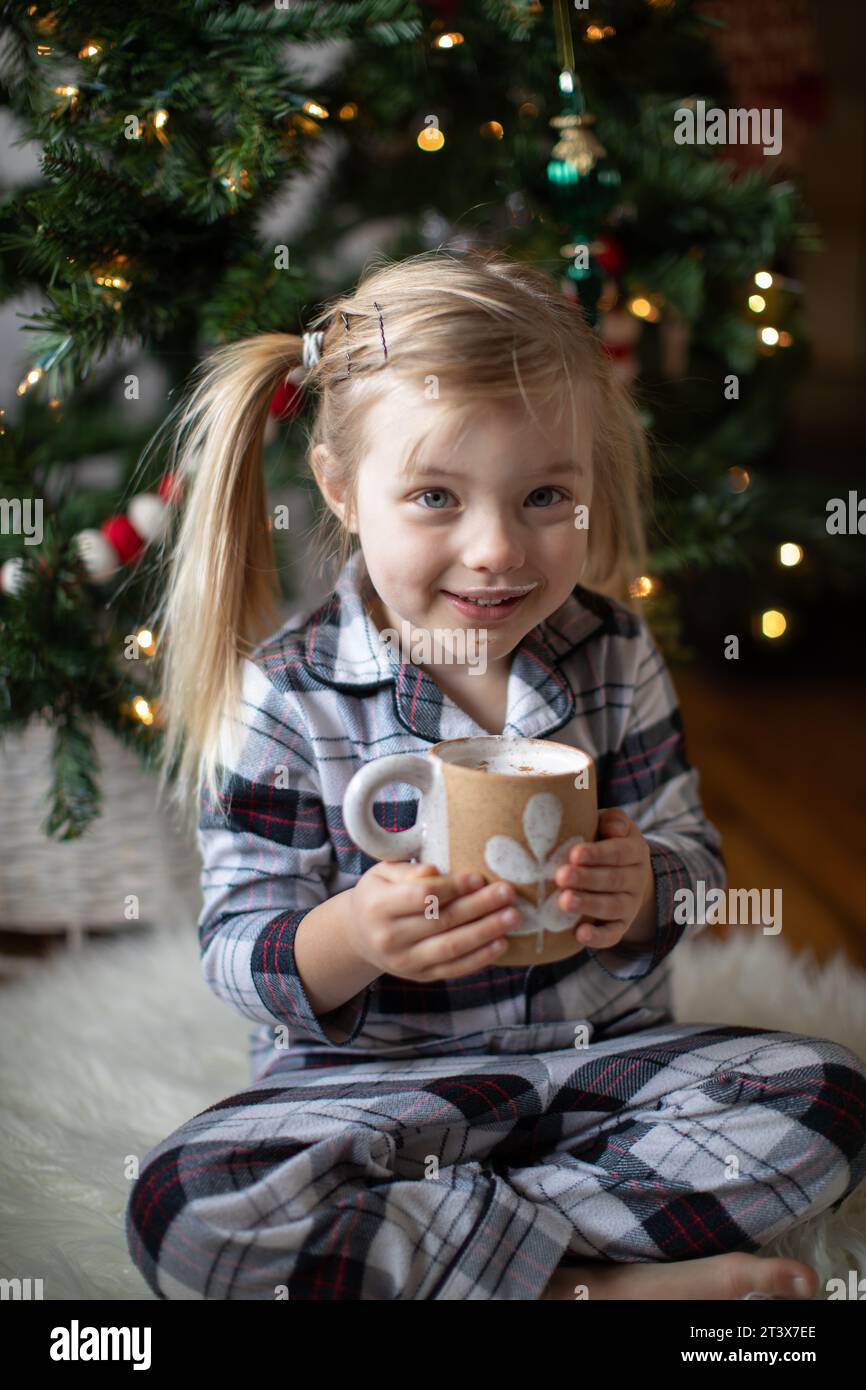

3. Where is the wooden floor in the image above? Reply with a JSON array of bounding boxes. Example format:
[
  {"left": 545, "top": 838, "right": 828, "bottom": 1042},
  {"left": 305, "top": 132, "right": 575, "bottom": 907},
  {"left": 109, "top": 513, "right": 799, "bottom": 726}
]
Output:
[{"left": 674, "top": 669, "right": 866, "bottom": 969}]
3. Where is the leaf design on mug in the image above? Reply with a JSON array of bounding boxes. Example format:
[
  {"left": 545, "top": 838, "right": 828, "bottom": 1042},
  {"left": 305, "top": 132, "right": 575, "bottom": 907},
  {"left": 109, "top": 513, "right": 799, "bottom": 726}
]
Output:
[
  {"left": 501, "top": 885, "right": 587, "bottom": 952},
  {"left": 484, "top": 835, "right": 538, "bottom": 885},
  {"left": 483, "top": 792, "right": 586, "bottom": 951}
]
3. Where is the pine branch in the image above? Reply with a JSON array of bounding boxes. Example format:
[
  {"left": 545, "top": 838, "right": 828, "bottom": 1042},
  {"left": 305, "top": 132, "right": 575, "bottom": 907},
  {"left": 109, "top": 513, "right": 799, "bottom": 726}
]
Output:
[{"left": 45, "top": 716, "right": 101, "bottom": 840}]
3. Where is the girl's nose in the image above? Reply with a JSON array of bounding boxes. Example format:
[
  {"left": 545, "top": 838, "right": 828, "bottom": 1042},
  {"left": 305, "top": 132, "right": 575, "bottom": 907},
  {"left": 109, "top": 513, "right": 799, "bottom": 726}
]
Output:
[{"left": 460, "top": 521, "right": 525, "bottom": 575}]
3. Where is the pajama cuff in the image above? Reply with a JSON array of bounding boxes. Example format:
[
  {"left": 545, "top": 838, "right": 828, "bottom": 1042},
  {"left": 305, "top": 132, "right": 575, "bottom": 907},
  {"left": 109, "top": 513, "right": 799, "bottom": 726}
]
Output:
[
  {"left": 584, "top": 836, "right": 690, "bottom": 982},
  {"left": 253, "top": 908, "right": 374, "bottom": 1048}
]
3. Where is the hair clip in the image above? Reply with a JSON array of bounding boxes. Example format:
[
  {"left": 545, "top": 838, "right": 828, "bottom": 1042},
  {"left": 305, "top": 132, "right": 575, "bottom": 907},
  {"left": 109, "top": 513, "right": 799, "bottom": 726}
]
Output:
[
  {"left": 373, "top": 300, "right": 388, "bottom": 360},
  {"left": 340, "top": 311, "right": 352, "bottom": 376},
  {"left": 302, "top": 330, "right": 325, "bottom": 369}
]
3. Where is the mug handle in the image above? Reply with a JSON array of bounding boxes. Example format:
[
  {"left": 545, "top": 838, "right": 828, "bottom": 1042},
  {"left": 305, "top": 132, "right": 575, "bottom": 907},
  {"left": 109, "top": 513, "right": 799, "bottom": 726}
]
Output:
[{"left": 343, "top": 753, "right": 436, "bottom": 863}]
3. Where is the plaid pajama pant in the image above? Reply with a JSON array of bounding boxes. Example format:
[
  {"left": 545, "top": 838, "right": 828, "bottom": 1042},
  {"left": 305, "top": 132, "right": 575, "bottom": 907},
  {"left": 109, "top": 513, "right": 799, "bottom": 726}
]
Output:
[{"left": 125, "top": 1016, "right": 866, "bottom": 1300}]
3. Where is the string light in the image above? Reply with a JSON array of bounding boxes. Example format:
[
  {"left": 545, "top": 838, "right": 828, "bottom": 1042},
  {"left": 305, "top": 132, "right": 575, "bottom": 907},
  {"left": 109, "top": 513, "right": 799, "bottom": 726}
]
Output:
[
  {"left": 136, "top": 628, "right": 157, "bottom": 654},
  {"left": 748, "top": 294, "right": 766, "bottom": 313},
  {"left": 338, "top": 103, "right": 357, "bottom": 120},
  {"left": 628, "top": 296, "right": 660, "bottom": 323},
  {"left": 480, "top": 120, "right": 504, "bottom": 140},
  {"left": 132, "top": 696, "right": 154, "bottom": 725},
  {"left": 754, "top": 271, "right": 774, "bottom": 289},
  {"left": 629, "top": 575, "right": 655, "bottom": 599},
  {"left": 17, "top": 366, "right": 43, "bottom": 396},
  {"left": 778, "top": 543, "right": 803, "bottom": 567},
  {"left": 760, "top": 609, "right": 787, "bottom": 639},
  {"left": 434, "top": 32, "right": 465, "bottom": 48},
  {"left": 727, "top": 466, "right": 750, "bottom": 492},
  {"left": 760, "top": 326, "right": 780, "bottom": 346},
  {"left": 94, "top": 273, "right": 130, "bottom": 290},
  {"left": 78, "top": 42, "right": 101, "bottom": 59},
  {"left": 148, "top": 108, "right": 170, "bottom": 148},
  {"left": 585, "top": 24, "right": 616, "bottom": 41},
  {"left": 417, "top": 125, "right": 445, "bottom": 152},
  {"left": 218, "top": 168, "right": 250, "bottom": 194},
  {"left": 302, "top": 100, "right": 329, "bottom": 119}
]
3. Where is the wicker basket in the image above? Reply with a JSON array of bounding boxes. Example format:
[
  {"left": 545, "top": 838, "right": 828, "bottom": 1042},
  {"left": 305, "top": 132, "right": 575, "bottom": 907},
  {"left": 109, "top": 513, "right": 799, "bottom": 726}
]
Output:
[{"left": 0, "top": 719, "right": 201, "bottom": 947}]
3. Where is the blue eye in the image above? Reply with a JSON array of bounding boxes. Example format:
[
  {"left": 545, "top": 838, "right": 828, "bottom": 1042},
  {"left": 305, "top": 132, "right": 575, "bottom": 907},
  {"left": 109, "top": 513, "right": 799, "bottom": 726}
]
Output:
[
  {"left": 411, "top": 485, "right": 569, "bottom": 511},
  {"left": 415, "top": 489, "right": 455, "bottom": 509},
  {"left": 527, "top": 487, "right": 567, "bottom": 507}
]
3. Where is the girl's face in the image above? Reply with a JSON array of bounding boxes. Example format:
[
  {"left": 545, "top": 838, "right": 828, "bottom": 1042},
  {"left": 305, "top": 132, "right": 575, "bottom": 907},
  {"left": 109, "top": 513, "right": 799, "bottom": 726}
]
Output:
[{"left": 321, "top": 387, "right": 593, "bottom": 664}]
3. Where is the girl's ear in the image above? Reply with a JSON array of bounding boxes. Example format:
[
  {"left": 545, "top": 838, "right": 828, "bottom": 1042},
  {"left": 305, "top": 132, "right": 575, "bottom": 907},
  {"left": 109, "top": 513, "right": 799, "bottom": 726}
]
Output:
[{"left": 311, "top": 444, "right": 351, "bottom": 526}]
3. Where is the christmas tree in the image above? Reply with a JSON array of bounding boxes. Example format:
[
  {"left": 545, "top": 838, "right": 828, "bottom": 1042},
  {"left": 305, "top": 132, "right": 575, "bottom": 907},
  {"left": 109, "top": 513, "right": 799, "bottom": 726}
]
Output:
[{"left": 0, "top": 0, "right": 846, "bottom": 838}]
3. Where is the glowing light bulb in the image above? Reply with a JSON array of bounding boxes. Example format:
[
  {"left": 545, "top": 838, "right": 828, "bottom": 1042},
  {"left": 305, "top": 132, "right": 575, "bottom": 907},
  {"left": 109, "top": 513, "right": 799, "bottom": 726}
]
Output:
[
  {"left": 132, "top": 696, "right": 154, "bottom": 724},
  {"left": 778, "top": 543, "right": 803, "bottom": 567},
  {"left": 629, "top": 575, "right": 654, "bottom": 599},
  {"left": 727, "top": 466, "right": 750, "bottom": 493},
  {"left": 417, "top": 126, "right": 445, "bottom": 152},
  {"left": 17, "top": 366, "right": 43, "bottom": 395},
  {"left": 761, "top": 610, "right": 787, "bottom": 639}
]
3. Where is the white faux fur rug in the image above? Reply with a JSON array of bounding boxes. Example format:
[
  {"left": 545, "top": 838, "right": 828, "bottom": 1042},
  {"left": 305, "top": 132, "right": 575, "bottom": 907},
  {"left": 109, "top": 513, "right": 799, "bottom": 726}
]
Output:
[{"left": 0, "top": 926, "right": 864, "bottom": 1300}]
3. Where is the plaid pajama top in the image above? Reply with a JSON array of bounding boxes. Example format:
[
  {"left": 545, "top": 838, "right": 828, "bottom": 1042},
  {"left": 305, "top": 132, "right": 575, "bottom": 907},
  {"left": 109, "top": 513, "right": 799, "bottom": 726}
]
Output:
[{"left": 197, "top": 547, "right": 727, "bottom": 1080}]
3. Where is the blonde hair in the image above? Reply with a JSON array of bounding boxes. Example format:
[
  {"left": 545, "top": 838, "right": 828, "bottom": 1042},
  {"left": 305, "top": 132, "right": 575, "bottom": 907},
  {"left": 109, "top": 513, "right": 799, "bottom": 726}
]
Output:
[{"left": 145, "top": 248, "right": 652, "bottom": 829}]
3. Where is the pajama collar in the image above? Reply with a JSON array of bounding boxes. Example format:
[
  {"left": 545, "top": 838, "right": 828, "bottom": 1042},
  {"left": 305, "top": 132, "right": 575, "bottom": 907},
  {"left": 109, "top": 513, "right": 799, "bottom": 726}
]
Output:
[{"left": 283, "top": 547, "right": 630, "bottom": 744}]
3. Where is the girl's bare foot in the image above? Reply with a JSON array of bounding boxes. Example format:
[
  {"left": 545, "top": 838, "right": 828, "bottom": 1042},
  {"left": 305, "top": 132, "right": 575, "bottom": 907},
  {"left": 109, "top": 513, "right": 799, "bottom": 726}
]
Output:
[{"left": 540, "top": 1252, "right": 819, "bottom": 1301}]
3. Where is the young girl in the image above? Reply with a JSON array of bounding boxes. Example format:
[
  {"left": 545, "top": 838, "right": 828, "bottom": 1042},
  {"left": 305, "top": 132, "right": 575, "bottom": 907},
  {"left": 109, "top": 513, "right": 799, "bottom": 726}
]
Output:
[{"left": 125, "top": 250, "right": 866, "bottom": 1301}]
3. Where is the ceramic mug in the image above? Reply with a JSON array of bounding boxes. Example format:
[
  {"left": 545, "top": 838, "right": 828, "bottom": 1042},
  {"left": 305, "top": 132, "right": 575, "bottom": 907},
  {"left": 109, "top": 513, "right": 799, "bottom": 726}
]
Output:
[{"left": 342, "top": 734, "right": 598, "bottom": 966}]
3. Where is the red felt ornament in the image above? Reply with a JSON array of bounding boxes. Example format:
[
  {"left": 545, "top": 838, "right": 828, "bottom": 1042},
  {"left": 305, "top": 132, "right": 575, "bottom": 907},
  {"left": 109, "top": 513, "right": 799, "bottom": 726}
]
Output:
[
  {"left": 269, "top": 379, "right": 305, "bottom": 421},
  {"left": 73, "top": 469, "right": 180, "bottom": 582},
  {"left": 594, "top": 232, "right": 626, "bottom": 278},
  {"left": 158, "top": 471, "right": 184, "bottom": 505},
  {"left": 100, "top": 514, "right": 145, "bottom": 566}
]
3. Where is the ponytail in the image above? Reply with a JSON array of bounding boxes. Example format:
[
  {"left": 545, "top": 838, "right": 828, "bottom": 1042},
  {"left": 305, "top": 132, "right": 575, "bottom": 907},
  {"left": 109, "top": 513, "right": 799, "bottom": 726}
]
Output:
[{"left": 149, "top": 333, "right": 306, "bottom": 828}]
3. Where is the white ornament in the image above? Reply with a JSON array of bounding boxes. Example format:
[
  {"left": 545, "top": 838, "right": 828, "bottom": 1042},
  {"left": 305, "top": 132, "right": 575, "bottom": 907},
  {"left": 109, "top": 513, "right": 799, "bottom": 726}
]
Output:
[
  {"left": 76, "top": 528, "right": 120, "bottom": 580},
  {"left": 0, "top": 557, "right": 26, "bottom": 596},
  {"left": 127, "top": 492, "right": 168, "bottom": 543},
  {"left": 484, "top": 792, "right": 585, "bottom": 954}
]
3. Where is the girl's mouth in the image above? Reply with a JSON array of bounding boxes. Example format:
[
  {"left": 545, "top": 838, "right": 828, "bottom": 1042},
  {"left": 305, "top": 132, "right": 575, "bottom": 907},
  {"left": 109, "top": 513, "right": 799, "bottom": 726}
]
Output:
[{"left": 441, "top": 590, "right": 532, "bottom": 621}]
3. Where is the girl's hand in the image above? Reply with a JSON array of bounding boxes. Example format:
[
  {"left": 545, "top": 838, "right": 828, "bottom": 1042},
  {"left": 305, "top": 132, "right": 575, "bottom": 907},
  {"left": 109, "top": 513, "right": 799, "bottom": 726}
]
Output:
[
  {"left": 348, "top": 861, "right": 522, "bottom": 982},
  {"left": 553, "top": 809, "right": 655, "bottom": 952}
]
